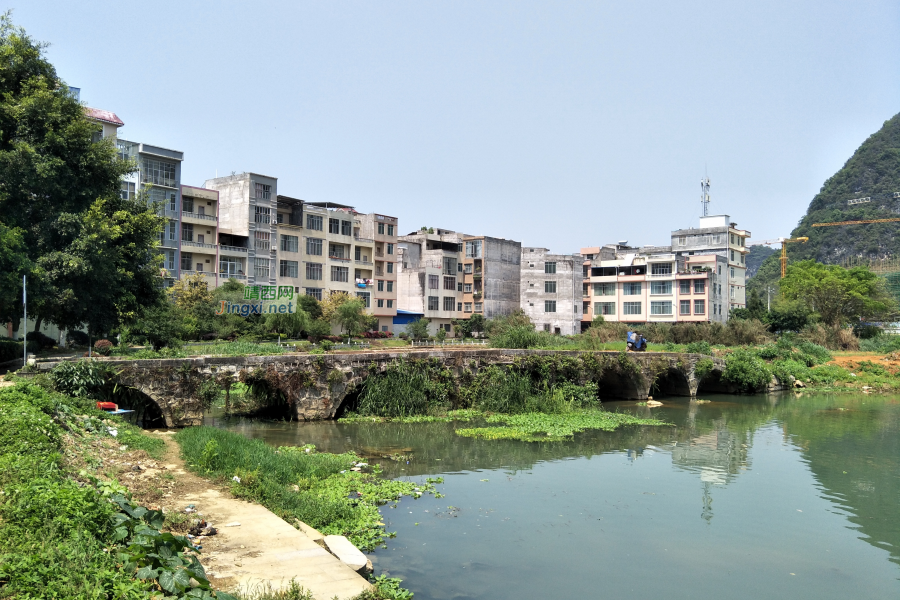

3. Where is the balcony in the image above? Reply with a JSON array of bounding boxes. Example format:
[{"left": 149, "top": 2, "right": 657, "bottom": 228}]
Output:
[
  {"left": 472, "top": 272, "right": 482, "bottom": 280},
  {"left": 182, "top": 211, "right": 217, "bottom": 223},
  {"left": 375, "top": 250, "right": 385, "bottom": 258},
  {"left": 354, "top": 236, "right": 374, "bottom": 243},
  {"left": 182, "top": 240, "right": 216, "bottom": 250},
  {"left": 180, "top": 270, "right": 215, "bottom": 278},
  {"left": 220, "top": 272, "right": 246, "bottom": 280},
  {"left": 329, "top": 255, "right": 350, "bottom": 263},
  {"left": 355, "top": 259, "right": 373, "bottom": 266},
  {"left": 219, "top": 244, "right": 248, "bottom": 255}
]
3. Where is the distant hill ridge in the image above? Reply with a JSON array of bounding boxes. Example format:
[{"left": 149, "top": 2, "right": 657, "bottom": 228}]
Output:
[{"left": 789, "top": 111, "right": 900, "bottom": 263}]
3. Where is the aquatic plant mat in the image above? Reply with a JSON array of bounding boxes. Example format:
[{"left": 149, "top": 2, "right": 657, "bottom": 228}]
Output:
[
  {"left": 455, "top": 410, "right": 669, "bottom": 441},
  {"left": 175, "top": 426, "right": 443, "bottom": 551}
]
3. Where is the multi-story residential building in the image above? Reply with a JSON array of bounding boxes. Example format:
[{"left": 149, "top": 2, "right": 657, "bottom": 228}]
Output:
[
  {"left": 357, "top": 211, "right": 400, "bottom": 332},
  {"left": 461, "top": 236, "right": 522, "bottom": 319},
  {"left": 117, "top": 139, "right": 184, "bottom": 286},
  {"left": 579, "top": 245, "right": 727, "bottom": 326},
  {"left": 203, "top": 173, "right": 278, "bottom": 288},
  {"left": 397, "top": 229, "right": 465, "bottom": 335},
  {"left": 179, "top": 185, "right": 222, "bottom": 288},
  {"left": 670, "top": 215, "right": 750, "bottom": 312},
  {"left": 520, "top": 248, "right": 581, "bottom": 335}
]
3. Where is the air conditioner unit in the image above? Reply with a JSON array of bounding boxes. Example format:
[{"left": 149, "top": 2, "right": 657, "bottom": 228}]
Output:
[{"left": 271, "top": 246, "right": 278, "bottom": 252}]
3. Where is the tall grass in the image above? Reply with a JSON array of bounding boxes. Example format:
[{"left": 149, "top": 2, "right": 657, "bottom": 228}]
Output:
[{"left": 356, "top": 359, "right": 452, "bottom": 417}]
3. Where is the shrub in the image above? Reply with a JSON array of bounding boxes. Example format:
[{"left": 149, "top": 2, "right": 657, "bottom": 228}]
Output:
[
  {"left": 491, "top": 325, "right": 542, "bottom": 349},
  {"left": 0, "top": 338, "right": 25, "bottom": 362},
  {"left": 93, "top": 339, "right": 113, "bottom": 355},
  {"left": 320, "top": 340, "right": 334, "bottom": 352},
  {"left": 25, "top": 331, "right": 56, "bottom": 350},
  {"left": 49, "top": 360, "right": 118, "bottom": 400},
  {"left": 398, "top": 332, "right": 409, "bottom": 340},
  {"left": 66, "top": 330, "right": 89, "bottom": 346},
  {"left": 722, "top": 349, "right": 771, "bottom": 392},
  {"left": 686, "top": 341, "right": 712, "bottom": 355},
  {"left": 809, "top": 364, "right": 852, "bottom": 385}
]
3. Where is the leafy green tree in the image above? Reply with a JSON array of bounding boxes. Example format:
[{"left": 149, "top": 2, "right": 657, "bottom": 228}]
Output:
[
  {"left": 435, "top": 327, "right": 447, "bottom": 343},
  {"left": 0, "top": 15, "right": 159, "bottom": 335},
  {"left": 780, "top": 261, "right": 896, "bottom": 328},
  {"left": 335, "top": 298, "right": 367, "bottom": 340},
  {"left": 134, "top": 302, "right": 186, "bottom": 350},
  {"left": 407, "top": 317, "right": 430, "bottom": 341},
  {"left": 0, "top": 223, "right": 30, "bottom": 329},
  {"left": 265, "top": 308, "right": 310, "bottom": 338},
  {"left": 297, "top": 294, "right": 323, "bottom": 320},
  {"left": 468, "top": 313, "right": 486, "bottom": 337},
  {"left": 765, "top": 300, "right": 811, "bottom": 332}
]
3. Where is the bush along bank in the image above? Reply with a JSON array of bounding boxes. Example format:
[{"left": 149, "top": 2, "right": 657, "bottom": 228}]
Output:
[
  {"left": 0, "top": 381, "right": 236, "bottom": 599},
  {"left": 714, "top": 337, "right": 848, "bottom": 392},
  {"left": 342, "top": 354, "right": 670, "bottom": 440}
]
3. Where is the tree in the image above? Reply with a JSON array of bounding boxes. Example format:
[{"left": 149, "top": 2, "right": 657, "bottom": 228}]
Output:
[
  {"left": 407, "top": 317, "right": 430, "bottom": 341},
  {"left": 468, "top": 313, "right": 486, "bottom": 337},
  {"left": 320, "top": 291, "right": 352, "bottom": 323},
  {"left": 0, "top": 15, "right": 158, "bottom": 335},
  {"left": 297, "top": 294, "right": 323, "bottom": 320},
  {"left": 168, "top": 273, "right": 214, "bottom": 312},
  {"left": 780, "top": 261, "right": 896, "bottom": 328},
  {"left": 0, "top": 223, "right": 30, "bottom": 330},
  {"left": 134, "top": 302, "right": 186, "bottom": 350},
  {"left": 765, "top": 300, "right": 811, "bottom": 333},
  {"left": 265, "top": 308, "right": 310, "bottom": 338},
  {"left": 335, "top": 298, "right": 367, "bottom": 340}
]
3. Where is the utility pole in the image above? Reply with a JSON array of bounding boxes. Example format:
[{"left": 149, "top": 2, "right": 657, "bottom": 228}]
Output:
[
  {"left": 766, "top": 286, "right": 775, "bottom": 311},
  {"left": 22, "top": 275, "right": 26, "bottom": 367}
]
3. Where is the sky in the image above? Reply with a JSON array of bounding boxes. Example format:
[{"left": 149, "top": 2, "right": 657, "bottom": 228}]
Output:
[{"left": 12, "top": 1, "right": 900, "bottom": 253}]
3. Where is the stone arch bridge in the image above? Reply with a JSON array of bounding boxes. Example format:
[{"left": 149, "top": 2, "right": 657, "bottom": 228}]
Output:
[{"left": 37, "top": 349, "right": 728, "bottom": 427}]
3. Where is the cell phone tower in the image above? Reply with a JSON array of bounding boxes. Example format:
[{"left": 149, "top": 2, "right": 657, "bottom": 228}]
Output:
[{"left": 700, "top": 177, "right": 711, "bottom": 217}]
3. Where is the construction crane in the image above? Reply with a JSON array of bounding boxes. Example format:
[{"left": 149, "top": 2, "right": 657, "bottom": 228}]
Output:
[
  {"left": 747, "top": 237, "right": 809, "bottom": 277},
  {"left": 811, "top": 217, "right": 900, "bottom": 227}
]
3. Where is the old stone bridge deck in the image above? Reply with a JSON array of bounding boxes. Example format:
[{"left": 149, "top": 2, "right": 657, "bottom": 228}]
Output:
[{"left": 36, "top": 349, "right": 728, "bottom": 427}]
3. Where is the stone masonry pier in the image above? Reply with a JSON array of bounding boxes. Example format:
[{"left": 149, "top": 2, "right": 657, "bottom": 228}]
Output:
[{"left": 36, "top": 349, "right": 727, "bottom": 427}]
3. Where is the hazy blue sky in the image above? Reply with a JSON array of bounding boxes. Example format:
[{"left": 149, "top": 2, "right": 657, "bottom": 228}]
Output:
[{"left": 13, "top": 1, "right": 900, "bottom": 252}]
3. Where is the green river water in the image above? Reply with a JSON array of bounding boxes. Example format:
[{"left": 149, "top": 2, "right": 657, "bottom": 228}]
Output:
[{"left": 205, "top": 392, "right": 900, "bottom": 599}]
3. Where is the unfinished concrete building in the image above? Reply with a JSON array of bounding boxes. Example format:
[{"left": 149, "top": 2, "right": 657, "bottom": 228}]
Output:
[
  {"left": 520, "top": 248, "right": 581, "bottom": 335},
  {"left": 462, "top": 236, "right": 521, "bottom": 320},
  {"left": 397, "top": 229, "right": 465, "bottom": 335}
]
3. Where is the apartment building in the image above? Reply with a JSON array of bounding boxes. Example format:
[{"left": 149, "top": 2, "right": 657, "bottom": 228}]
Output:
[
  {"left": 520, "top": 248, "right": 581, "bottom": 335},
  {"left": 397, "top": 229, "right": 465, "bottom": 335},
  {"left": 461, "top": 236, "right": 522, "bottom": 319},
  {"left": 671, "top": 215, "right": 750, "bottom": 312},
  {"left": 203, "top": 173, "right": 278, "bottom": 287},
  {"left": 579, "top": 246, "right": 727, "bottom": 326},
  {"left": 117, "top": 139, "right": 185, "bottom": 285},
  {"left": 358, "top": 211, "right": 400, "bottom": 331},
  {"left": 179, "top": 185, "right": 222, "bottom": 288}
]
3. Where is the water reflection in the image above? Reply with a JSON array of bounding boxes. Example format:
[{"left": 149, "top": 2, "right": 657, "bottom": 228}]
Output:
[{"left": 204, "top": 392, "right": 900, "bottom": 597}]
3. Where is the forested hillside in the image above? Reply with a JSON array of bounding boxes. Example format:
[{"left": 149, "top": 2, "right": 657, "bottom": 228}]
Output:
[{"left": 749, "top": 112, "right": 900, "bottom": 296}]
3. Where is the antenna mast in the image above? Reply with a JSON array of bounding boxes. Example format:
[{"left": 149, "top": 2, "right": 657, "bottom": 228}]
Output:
[{"left": 700, "top": 177, "right": 711, "bottom": 217}]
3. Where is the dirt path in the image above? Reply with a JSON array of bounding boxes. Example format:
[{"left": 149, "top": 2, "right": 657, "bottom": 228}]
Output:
[
  {"left": 829, "top": 352, "right": 900, "bottom": 374},
  {"left": 124, "top": 433, "right": 371, "bottom": 599}
]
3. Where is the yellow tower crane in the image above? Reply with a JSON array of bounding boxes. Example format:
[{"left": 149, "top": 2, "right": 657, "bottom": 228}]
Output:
[{"left": 749, "top": 237, "right": 809, "bottom": 277}]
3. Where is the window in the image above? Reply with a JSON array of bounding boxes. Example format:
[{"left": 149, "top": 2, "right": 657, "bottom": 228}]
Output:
[
  {"left": 464, "top": 263, "right": 473, "bottom": 274},
  {"left": 623, "top": 282, "right": 642, "bottom": 295},
  {"left": 387, "top": 243, "right": 394, "bottom": 255},
  {"left": 694, "top": 300, "right": 706, "bottom": 315},
  {"left": 623, "top": 302, "right": 642, "bottom": 315},
  {"left": 331, "top": 266, "right": 349, "bottom": 282},
  {"left": 680, "top": 280, "right": 691, "bottom": 294},
  {"left": 651, "top": 301, "right": 672, "bottom": 315},
  {"left": 255, "top": 206, "right": 271, "bottom": 224},
  {"left": 717, "top": 265, "right": 722, "bottom": 275},
  {"left": 474, "top": 302, "right": 483, "bottom": 312},
  {"left": 377, "top": 280, "right": 384, "bottom": 292},
  {"left": 428, "top": 296, "right": 439, "bottom": 311},
  {"left": 651, "top": 263, "right": 672, "bottom": 276},
  {"left": 377, "top": 223, "right": 385, "bottom": 235},
  {"left": 183, "top": 198, "right": 194, "bottom": 213},
  {"left": 464, "top": 302, "right": 473, "bottom": 313},
  {"left": 306, "top": 215, "right": 323, "bottom": 231},
  {"left": 593, "top": 282, "right": 615, "bottom": 296},
  {"left": 428, "top": 275, "right": 439, "bottom": 289},
  {"left": 464, "top": 283, "right": 472, "bottom": 293},
  {"left": 583, "top": 265, "right": 589, "bottom": 277},
  {"left": 341, "top": 220, "right": 352, "bottom": 236},
  {"left": 730, "top": 285, "right": 735, "bottom": 299},
  {"left": 120, "top": 181, "right": 135, "bottom": 200},
  {"left": 306, "top": 237, "right": 323, "bottom": 255},
  {"left": 254, "top": 231, "right": 270, "bottom": 251},
  {"left": 444, "top": 297, "right": 455, "bottom": 311},
  {"left": 444, "top": 276, "right": 456, "bottom": 290},
  {"left": 329, "top": 243, "right": 345, "bottom": 259},
  {"left": 730, "top": 250, "right": 735, "bottom": 262},
  {"left": 387, "top": 281, "right": 393, "bottom": 292},
  {"left": 279, "top": 260, "right": 299, "bottom": 278},
  {"left": 387, "top": 299, "right": 393, "bottom": 308},
  {"left": 387, "top": 262, "right": 393, "bottom": 274},
  {"left": 465, "top": 240, "right": 482, "bottom": 258},
  {"left": 181, "top": 252, "right": 192, "bottom": 271},
  {"left": 377, "top": 299, "right": 384, "bottom": 308},
  {"left": 182, "top": 222, "right": 193, "bottom": 242},
  {"left": 254, "top": 258, "right": 270, "bottom": 279},
  {"left": 545, "top": 300, "right": 557, "bottom": 313},
  {"left": 694, "top": 280, "right": 705, "bottom": 294},
  {"left": 595, "top": 302, "right": 615, "bottom": 316},
  {"left": 305, "top": 288, "right": 323, "bottom": 301},
  {"left": 277, "top": 213, "right": 284, "bottom": 224},
  {"left": 676, "top": 236, "right": 686, "bottom": 246},
  {"left": 163, "top": 250, "right": 176, "bottom": 270},
  {"left": 545, "top": 281, "right": 557, "bottom": 293},
  {"left": 458, "top": 263, "right": 463, "bottom": 272},
  {"left": 220, "top": 257, "right": 242, "bottom": 275},
  {"left": 458, "top": 302, "right": 463, "bottom": 311},
  {"left": 545, "top": 262, "right": 557, "bottom": 274},
  {"left": 169, "top": 193, "right": 177, "bottom": 212},
  {"left": 543, "top": 324, "right": 551, "bottom": 332},
  {"left": 305, "top": 263, "right": 323, "bottom": 280},
  {"left": 680, "top": 300, "right": 691, "bottom": 315},
  {"left": 328, "top": 218, "right": 340, "bottom": 234},
  {"left": 357, "top": 292, "right": 370, "bottom": 308},
  {"left": 387, "top": 224, "right": 394, "bottom": 236},
  {"left": 650, "top": 281, "right": 672, "bottom": 295},
  {"left": 141, "top": 158, "right": 176, "bottom": 187},
  {"left": 168, "top": 220, "right": 177, "bottom": 241},
  {"left": 730, "top": 267, "right": 735, "bottom": 279},
  {"left": 457, "top": 282, "right": 463, "bottom": 292},
  {"left": 281, "top": 235, "right": 299, "bottom": 252},
  {"left": 254, "top": 183, "right": 271, "bottom": 200}
]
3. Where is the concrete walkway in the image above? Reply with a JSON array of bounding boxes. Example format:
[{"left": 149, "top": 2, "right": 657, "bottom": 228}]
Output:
[{"left": 183, "top": 488, "right": 372, "bottom": 599}]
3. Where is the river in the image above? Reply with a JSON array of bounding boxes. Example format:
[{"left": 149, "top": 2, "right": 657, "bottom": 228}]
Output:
[{"left": 204, "top": 391, "right": 900, "bottom": 599}]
